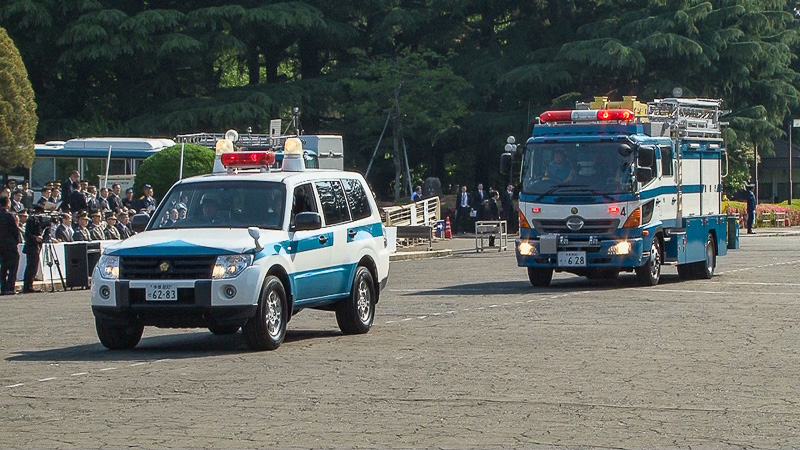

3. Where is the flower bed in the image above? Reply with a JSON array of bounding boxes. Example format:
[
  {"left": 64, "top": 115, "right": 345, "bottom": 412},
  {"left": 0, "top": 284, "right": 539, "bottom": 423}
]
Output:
[{"left": 722, "top": 201, "right": 800, "bottom": 227}]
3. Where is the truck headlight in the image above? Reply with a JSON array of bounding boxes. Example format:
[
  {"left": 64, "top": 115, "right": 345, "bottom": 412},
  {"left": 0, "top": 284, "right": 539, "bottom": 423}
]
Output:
[
  {"left": 608, "top": 241, "right": 632, "bottom": 255},
  {"left": 518, "top": 241, "right": 537, "bottom": 256},
  {"left": 212, "top": 254, "right": 253, "bottom": 279},
  {"left": 98, "top": 255, "right": 120, "bottom": 280}
]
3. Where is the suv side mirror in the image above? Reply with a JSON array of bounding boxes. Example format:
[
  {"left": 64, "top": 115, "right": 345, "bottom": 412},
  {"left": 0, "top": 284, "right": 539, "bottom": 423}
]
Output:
[
  {"left": 618, "top": 143, "right": 634, "bottom": 157},
  {"left": 636, "top": 167, "right": 653, "bottom": 183},
  {"left": 131, "top": 213, "right": 150, "bottom": 233},
  {"left": 293, "top": 212, "right": 322, "bottom": 231}
]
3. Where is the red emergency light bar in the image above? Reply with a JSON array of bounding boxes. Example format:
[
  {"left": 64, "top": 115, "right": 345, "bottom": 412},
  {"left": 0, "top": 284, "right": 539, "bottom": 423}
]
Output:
[
  {"left": 221, "top": 151, "right": 276, "bottom": 167},
  {"left": 539, "top": 109, "right": 635, "bottom": 123}
]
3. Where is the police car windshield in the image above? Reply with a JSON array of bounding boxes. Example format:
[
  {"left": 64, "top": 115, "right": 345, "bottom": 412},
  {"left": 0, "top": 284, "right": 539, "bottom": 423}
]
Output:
[
  {"left": 521, "top": 142, "right": 633, "bottom": 196},
  {"left": 150, "top": 181, "right": 285, "bottom": 230}
]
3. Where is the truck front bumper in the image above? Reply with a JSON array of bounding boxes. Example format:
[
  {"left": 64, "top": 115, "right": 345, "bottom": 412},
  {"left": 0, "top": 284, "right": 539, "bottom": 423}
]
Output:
[{"left": 515, "top": 237, "right": 646, "bottom": 270}]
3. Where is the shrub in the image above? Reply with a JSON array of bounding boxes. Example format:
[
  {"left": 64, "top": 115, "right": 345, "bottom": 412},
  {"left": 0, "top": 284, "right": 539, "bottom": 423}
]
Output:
[{"left": 134, "top": 143, "right": 214, "bottom": 199}]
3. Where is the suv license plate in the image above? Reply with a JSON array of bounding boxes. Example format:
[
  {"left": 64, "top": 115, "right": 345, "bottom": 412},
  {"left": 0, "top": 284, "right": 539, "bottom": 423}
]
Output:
[
  {"left": 145, "top": 284, "right": 178, "bottom": 301},
  {"left": 558, "top": 251, "right": 586, "bottom": 267}
]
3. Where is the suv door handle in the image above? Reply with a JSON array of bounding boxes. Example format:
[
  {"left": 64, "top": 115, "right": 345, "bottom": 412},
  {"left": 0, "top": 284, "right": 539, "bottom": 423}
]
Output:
[
  {"left": 318, "top": 235, "right": 328, "bottom": 245},
  {"left": 347, "top": 229, "right": 357, "bottom": 238}
]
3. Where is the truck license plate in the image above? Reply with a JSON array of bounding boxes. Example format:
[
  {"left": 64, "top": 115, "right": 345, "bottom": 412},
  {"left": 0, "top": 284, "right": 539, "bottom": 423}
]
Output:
[
  {"left": 145, "top": 283, "right": 178, "bottom": 301},
  {"left": 557, "top": 251, "right": 586, "bottom": 267}
]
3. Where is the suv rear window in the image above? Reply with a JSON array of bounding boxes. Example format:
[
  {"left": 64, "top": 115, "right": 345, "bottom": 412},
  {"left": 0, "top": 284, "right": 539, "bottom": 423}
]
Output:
[{"left": 342, "top": 178, "right": 372, "bottom": 221}]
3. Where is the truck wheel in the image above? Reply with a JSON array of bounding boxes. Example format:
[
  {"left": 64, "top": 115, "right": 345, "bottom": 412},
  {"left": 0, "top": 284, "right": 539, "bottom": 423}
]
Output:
[
  {"left": 243, "top": 276, "right": 287, "bottom": 351},
  {"left": 636, "top": 239, "right": 661, "bottom": 286},
  {"left": 336, "top": 266, "right": 375, "bottom": 335},
  {"left": 208, "top": 325, "right": 239, "bottom": 335},
  {"left": 527, "top": 268, "right": 553, "bottom": 287},
  {"left": 694, "top": 233, "right": 716, "bottom": 279},
  {"left": 95, "top": 318, "right": 143, "bottom": 350}
]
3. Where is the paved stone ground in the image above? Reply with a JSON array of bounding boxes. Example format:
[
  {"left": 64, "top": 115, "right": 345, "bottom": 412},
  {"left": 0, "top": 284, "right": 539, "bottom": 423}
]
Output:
[{"left": 1, "top": 234, "right": 799, "bottom": 448}]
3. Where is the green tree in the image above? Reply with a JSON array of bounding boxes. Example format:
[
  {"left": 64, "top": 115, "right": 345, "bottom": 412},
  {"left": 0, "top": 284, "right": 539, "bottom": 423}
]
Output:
[
  {"left": 134, "top": 143, "right": 214, "bottom": 200},
  {"left": 0, "top": 26, "right": 37, "bottom": 173},
  {"left": 337, "top": 49, "right": 471, "bottom": 201}
]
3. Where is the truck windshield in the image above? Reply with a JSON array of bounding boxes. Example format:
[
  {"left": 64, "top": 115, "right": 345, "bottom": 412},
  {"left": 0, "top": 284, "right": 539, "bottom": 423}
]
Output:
[
  {"left": 520, "top": 142, "right": 634, "bottom": 195},
  {"left": 149, "top": 181, "right": 286, "bottom": 230}
]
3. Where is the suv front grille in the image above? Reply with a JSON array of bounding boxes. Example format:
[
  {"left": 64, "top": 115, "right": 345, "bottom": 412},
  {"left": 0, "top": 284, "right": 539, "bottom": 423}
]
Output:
[
  {"left": 532, "top": 218, "right": 619, "bottom": 235},
  {"left": 120, "top": 256, "right": 216, "bottom": 280}
]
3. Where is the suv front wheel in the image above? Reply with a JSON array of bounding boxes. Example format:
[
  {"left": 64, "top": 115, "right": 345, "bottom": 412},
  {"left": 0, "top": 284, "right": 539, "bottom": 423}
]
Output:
[
  {"left": 336, "top": 266, "right": 375, "bottom": 334},
  {"left": 243, "top": 275, "right": 287, "bottom": 350}
]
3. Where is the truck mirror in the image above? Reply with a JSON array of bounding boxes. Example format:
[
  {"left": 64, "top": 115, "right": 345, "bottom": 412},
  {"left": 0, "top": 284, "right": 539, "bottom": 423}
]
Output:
[
  {"left": 500, "top": 153, "right": 513, "bottom": 176},
  {"left": 637, "top": 146, "right": 655, "bottom": 167},
  {"left": 635, "top": 167, "right": 653, "bottom": 183},
  {"left": 618, "top": 144, "right": 633, "bottom": 157},
  {"left": 131, "top": 213, "right": 150, "bottom": 233}
]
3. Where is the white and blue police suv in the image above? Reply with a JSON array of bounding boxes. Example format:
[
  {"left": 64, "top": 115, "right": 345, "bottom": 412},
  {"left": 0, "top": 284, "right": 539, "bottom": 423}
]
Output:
[{"left": 91, "top": 138, "right": 390, "bottom": 351}]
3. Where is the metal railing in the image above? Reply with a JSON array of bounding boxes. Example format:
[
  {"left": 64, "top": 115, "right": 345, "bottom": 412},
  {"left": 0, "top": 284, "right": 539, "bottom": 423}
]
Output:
[{"left": 382, "top": 197, "right": 440, "bottom": 227}]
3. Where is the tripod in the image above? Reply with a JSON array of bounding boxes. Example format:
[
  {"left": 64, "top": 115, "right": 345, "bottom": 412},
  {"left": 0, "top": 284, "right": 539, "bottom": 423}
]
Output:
[{"left": 43, "top": 242, "right": 65, "bottom": 292}]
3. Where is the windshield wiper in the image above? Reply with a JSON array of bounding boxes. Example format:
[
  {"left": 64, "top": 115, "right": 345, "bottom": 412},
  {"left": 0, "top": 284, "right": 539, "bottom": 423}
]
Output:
[{"left": 535, "top": 184, "right": 572, "bottom": 202}]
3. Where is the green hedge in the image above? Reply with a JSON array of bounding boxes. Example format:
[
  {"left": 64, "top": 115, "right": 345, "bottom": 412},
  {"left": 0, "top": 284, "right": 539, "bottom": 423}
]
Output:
[{"left": 134, "top": 143, "right": 214, "bottom": 200}]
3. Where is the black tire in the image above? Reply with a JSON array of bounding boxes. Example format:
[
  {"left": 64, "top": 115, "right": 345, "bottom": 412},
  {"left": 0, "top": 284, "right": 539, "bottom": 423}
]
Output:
[
  {"left": 636, "top": 238, "right": 662, "bottom": 286},
  {"left": 95, "top": 318, "right": 144, "bottom": 350},
  {"left": 527, "top": 267, "right": 553, "bottom": 287},
  {"left": 336, "top": 266, "right": 376, "bottom": 335},
  {"left": 694, "top": 233, "right": 716, "bottom": 279},
  {"left": 243, "top": 276, "right": 287, "bottom": 351},
  {"left": 208, "top": 324, "right": 240, "bottom": 335}
]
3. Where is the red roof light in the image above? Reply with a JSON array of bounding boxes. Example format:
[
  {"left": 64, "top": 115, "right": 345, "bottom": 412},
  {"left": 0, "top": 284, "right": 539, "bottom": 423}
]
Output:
[{"left": 221, "top": 151, "right": 276, "bottom": 167}]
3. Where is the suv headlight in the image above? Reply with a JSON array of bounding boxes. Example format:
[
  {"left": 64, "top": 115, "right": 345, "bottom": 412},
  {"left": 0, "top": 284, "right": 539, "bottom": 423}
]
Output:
[
  {"left": 98, "top": 255, "right": 120, "bottom": 280},
  {"left": 212, "top": 254, "right": 253, "bottom": 279}
]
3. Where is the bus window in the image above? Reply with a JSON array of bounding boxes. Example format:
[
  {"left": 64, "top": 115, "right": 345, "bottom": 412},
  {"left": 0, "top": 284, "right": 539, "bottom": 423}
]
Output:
[
  {"left": 55, "top": 158, "right": 79, "bottom": 183},
  {"left": 31, "top": 158, "right": 55, "bottom": 189},
  {"left": 83, "top": 159, "right": 103, "bottom": 185}
]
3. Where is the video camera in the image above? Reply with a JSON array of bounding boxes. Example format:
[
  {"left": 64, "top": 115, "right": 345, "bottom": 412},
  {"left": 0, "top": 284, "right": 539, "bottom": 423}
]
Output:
[{"left": 29, "top": 212, "right": 62, "bottom": 228}]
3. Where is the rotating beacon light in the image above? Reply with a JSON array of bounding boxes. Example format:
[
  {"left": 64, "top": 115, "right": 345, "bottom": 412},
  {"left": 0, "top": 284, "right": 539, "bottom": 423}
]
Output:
[
  {"left": 212, "top": 138, "right": 235, "bottom": 173},
  {"left": 282, "top": 137, "right": 305, "bottom": 172}
]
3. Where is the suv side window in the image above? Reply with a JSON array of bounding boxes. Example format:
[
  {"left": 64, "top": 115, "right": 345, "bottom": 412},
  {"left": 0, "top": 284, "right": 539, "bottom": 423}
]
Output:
[
  {"left": 290, "top": 183, "right": 318, "bottom": 227},
  {"left": 342, "top": 178, "right": 372, "bottom": 221},
  {"left": 315, "top": 180, "right": 350, "bottom": 225}
]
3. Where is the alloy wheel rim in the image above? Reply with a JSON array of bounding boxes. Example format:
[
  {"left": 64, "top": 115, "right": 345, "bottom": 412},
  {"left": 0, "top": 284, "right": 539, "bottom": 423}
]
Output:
[
  {"left": 356, "top": 278, "right": 371, "bottom": 323},
  {"left": 651, "top": 242, "right": 661, "bottom": 280},
  {"left": 265, "top": 290, "right": 282, "bottom": 338}
]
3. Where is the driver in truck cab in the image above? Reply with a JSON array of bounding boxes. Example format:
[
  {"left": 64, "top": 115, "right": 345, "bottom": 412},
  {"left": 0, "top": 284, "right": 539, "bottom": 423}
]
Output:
[{"left": 545, "top": 150, "right": 574, "bottom": 182}]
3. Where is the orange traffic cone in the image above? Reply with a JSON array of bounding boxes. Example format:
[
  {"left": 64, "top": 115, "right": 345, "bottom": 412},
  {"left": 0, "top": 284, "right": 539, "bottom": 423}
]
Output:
[{"left": 444, "top": 216, "right": 453, "bottom": 239}]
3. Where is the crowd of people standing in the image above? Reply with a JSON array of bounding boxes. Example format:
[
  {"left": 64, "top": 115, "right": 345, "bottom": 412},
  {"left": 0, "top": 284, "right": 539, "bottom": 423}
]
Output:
[
  {"left": 452, "top": 182, "right": 518, "bottom": 235},
  {"left": 0, "top": 172, "right": 158, "bottom": 295}
]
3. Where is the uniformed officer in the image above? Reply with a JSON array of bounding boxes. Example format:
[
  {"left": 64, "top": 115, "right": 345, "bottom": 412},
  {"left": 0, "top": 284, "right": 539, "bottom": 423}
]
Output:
[
  {"left": 138, "top": 184, "right": 157, "bottom": 213},
  {"left": 89, "top": 211, "right": 105, "bottom": 240},
  {"left": 73, "top": 213, "right": 92, "bottom": 241},
  {"left": 105, "top": 213, "right": 121, "bottom": 240},
  {"left": 22, "top": 203, "right": 47, "bottom": 293}
]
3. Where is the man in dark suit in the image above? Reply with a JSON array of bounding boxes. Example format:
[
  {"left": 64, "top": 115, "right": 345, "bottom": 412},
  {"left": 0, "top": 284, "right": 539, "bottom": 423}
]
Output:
[
  {"left": 55, "top": 213, "right": 74, "bottom": 242},
  {"left": 455, "top": 185, "right": 471, "bottom": 234},
  {"left": 0, "top": 197, "right": 21, "bottom": 295},
  {"left": 472, "top": 183, "right": 489, "bottom": 221},
  {"left": 68, "top": 182, "right": 88, "bottom": 213},
  {"left": 501, "top": 183, "right": 518, "bottom": 233},
  {"left": 61, "top": 171, "right": 79, "bottom": 210},
  {"left": 22, "top": 204, "right": 47, "bottom": 293},
  {"left": 107, "top": 183, "right": 123, "bottom": 212}
]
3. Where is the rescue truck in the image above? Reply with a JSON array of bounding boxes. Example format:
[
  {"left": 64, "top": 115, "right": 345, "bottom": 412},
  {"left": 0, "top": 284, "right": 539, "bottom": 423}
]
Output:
[
  {"left": 91, "top": 136, "right": 389, "bottom": 351},
  {"left": 504, "top": 96, "right": 737, "bottom": 287}
]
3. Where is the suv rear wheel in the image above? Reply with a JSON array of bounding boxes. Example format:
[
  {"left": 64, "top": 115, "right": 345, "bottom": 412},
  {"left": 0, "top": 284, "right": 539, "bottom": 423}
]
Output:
[{"left": 336, "top": 266, "right": 375, "bottom": 334}]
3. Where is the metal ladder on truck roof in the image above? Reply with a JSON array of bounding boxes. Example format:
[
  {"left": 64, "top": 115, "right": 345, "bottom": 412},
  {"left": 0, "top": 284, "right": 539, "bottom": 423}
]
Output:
[{"left": 646, "top": 98, "right": 727, "bottom": 139}]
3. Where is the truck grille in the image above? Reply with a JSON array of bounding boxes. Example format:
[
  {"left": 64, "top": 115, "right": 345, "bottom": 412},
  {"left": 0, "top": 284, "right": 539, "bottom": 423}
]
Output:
[
  {"left": 532, "top": 218, "right": 619, "bottom": 235},
  {"left": 120, "top": 256, "right": 216, "bottom": 280}
]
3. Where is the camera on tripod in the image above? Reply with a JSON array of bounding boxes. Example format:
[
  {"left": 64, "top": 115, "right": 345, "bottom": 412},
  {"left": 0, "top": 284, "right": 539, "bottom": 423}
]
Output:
[{"left": 29, "top": 212, "right": 62, "bottom": 228}]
